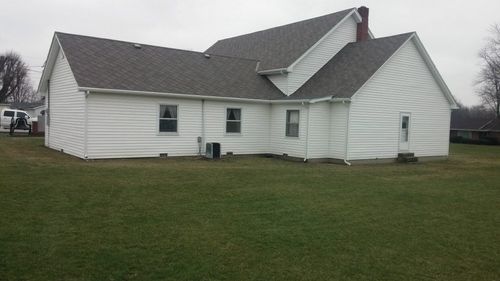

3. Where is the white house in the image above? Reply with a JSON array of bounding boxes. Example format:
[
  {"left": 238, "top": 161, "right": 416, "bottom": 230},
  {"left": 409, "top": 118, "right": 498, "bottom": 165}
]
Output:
[{"left": 37, "top": 7, "right": 458, "bottom": 163}]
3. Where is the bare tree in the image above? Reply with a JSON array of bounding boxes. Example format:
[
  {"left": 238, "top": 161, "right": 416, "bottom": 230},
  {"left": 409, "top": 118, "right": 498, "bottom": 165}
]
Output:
[
  {"left": 452, "top": 100, "right": 495, "bottom": 122},
  {"left": 476, "top": 24, "right": 500, "bottom": 118},
  {"left": 9, "top": 83, "right": 38, "bottom": 103},
  {"left": 0, "top": 51, "right": 33, "bottom": 103}
]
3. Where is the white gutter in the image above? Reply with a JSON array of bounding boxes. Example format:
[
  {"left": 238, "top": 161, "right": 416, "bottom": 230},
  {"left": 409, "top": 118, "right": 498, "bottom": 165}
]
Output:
[
  {"left": 78, "top": 87, "right": 312, "bottom": 104},
  {"left": 309, "top": 95, "right": 334, "bottom": 104},
  {"left": 331, "top": 98, "right": 351, "bottom": 103},
  {"left": 257, "top": 68, "right": 290, "bottom": 75},
  {"left": 343, "top": 99, "right": 352, "bottom": 166}
]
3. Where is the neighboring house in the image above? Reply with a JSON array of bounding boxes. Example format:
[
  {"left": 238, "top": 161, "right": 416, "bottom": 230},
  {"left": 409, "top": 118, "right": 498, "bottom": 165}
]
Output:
[
  {"left": 451, "top": 117, "right": 500, "bottom": 142},
  {"left": 37, "top": 6, "right": 458, "bottom": 163}
]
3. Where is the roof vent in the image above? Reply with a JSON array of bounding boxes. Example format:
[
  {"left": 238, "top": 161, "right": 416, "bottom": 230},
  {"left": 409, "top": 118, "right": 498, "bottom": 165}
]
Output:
[
  {"left": 204, "top": 53, "right": 211, "bottom": 59},
  {"left": 133, "top": 43, "right": 142, "bottom": 49}
]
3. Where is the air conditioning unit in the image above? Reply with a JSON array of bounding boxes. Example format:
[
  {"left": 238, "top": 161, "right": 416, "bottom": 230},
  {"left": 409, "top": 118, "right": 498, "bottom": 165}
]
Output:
[{"left": 206, "top": 142, "right": 221, "bottom": 159}]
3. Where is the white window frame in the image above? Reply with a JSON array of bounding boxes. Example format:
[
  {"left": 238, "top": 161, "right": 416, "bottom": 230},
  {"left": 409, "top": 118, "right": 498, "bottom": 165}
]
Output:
[
  {"left": 285, "top": 109, "right": 300, "bottom": 138},
  {"left": 158, "top": 104, "right": 179, "bottom": 135},
  {"left": 225, "top": 107, "right": 242, "bottom": 135}
]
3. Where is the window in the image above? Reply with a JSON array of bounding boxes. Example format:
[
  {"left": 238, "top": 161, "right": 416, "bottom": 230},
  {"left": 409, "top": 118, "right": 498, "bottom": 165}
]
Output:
[
  {"left": 286, "top": 110, "right": 299, "bottom": 137},
  {"left": 457, "top": 131, "right": 472, "bottom": 139},
  {"left": 401, "top": 115, "right": 409, "bottom": 142},
  {"left": 3, "top": 110, "right": 14, "bottom": 117},
  {"left": 226, "top": 108, "right": 241, "bottom": 133},
  {"left": 17, "top": 112, "right": 28, "bottom": 119},
  {"left": 159, "top": 105, "right": 178, "bottom": 133}
]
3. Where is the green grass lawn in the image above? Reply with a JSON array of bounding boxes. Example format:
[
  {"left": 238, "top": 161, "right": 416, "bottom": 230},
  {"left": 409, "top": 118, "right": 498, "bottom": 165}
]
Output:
[{"left": 0, "top": 135, "right": 499, "bottom": 281}]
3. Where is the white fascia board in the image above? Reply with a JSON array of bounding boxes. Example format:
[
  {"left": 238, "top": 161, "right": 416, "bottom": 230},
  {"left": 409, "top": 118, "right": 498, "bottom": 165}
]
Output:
[
  {"left": 368, "top": 28, "right": 375, "bottom": 39},
  {"left": 37, "top": 33, "right": 80, "bottom": 97},
  {"left": 37, "top": 35, "right": 59, "bottom": 94},
  {"left": 351, "top": 9, "right": 363, "bottom": 23},
  {"left": 331, "top": 97, "right": 352, "bottom": 103},
  {"left": 78, "top": 87, "right": 310, "bottom": 104},
  {"left": 257, "top": 68, "right": 289, "bottom": 75},
  {"left": 309, "top": 95, "right": 334, "bottom": 103},
  {"left": 309, "top": 96, "right": 352, "bottom": 104}
]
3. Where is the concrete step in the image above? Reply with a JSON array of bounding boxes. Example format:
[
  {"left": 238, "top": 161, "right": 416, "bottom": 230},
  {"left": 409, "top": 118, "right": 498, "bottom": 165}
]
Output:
[
  {"left": 398, "top": 152, "right": 415, "bottom": 158},
  {"left": 397, "top": 153, "right": 419, "bottom": 163}
]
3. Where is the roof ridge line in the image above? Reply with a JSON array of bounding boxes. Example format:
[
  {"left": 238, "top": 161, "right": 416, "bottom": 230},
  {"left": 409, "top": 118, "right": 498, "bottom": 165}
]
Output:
[
  {"left": 212, "top": 8, "right": 356, "bottom": 43},
  {"left": 54, "top": 31, "right": 261, "bottom": 63}
]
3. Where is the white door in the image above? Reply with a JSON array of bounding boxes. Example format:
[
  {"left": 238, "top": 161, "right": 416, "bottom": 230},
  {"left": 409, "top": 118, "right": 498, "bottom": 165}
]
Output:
[{"left": 399, "top": 113, "right": 410, "bottom": 151}]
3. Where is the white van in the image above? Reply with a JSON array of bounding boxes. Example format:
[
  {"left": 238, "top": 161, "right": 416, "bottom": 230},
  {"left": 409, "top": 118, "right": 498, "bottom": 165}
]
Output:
[{"left": 1, "top": 109, "right": 32, "bottom": 129}]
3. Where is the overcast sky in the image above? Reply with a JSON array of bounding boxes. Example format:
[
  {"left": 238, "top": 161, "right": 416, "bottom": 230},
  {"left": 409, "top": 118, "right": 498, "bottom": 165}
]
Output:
[{"left": 1, "top": 0, "right": 499, "bottom": 105}]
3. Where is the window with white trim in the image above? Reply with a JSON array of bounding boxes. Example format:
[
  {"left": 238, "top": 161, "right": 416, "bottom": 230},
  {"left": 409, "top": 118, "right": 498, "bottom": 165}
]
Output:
[
  {"left": 286, "top": 110, "right": 299, "bottom": 137},
  {"left": 159, "top": 105, "right": 178, "bottom": 133},
  {"left": 226, "top": 108, "right": 241, "bottom": 133}
]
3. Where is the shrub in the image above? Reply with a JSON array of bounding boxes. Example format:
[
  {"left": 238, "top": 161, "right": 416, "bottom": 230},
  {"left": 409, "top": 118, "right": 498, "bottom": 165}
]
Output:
[{"left": 450, "top": 135, "right": 499, "bottom": 145}]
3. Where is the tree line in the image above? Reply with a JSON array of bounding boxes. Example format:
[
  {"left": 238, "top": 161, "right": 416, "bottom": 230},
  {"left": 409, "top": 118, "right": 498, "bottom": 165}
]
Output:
[
  {"left": 0, "top": 51, "right": 38, "bottom": 103},
  {"left": 475, "top": 24, "right": 500, "bottom": 119}
]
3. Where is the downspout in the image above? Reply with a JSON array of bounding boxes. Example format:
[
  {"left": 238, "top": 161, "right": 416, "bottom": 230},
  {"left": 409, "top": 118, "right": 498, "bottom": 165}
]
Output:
[
  {"left": 343, "top": 100, "right": 352, "bottom": 166},
  {"left": 201, "top": 99, "right": 205, "bottom": 155},
  {"left": 46, "top": 79, "right": 50, "bottom": 147},
  {"left": 303, "top": 102, "right": 311, "bottom": 162},
  {"left": 83, "top": 90, "right": 90, "bottom": 159}
]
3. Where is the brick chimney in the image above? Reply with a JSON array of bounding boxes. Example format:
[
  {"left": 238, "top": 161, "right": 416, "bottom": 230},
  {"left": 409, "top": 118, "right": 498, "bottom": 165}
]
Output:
[{"left": 356, "top": 6, "right": 369, "bottom": 42}]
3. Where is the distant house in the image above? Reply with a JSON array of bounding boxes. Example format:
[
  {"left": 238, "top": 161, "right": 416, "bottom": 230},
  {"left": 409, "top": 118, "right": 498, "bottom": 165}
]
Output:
[
  {"left": 451, "top": 117, "right": 500, "bottom": 143},
  {"left": 37, "top": 6, "right": 458, "bottom": 163}
]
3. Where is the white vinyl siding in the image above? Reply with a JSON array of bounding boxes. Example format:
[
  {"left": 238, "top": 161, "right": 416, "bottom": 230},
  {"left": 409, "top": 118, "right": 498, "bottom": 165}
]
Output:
[
  {"left": 307, "top": 102, "right": 331, "bottom": 159},
  {"left": 267, "top": 74, "right": 288, "bottom": 95},
  {"left": 204, "top": 101, "right": 270, "bottom": 155},
  {"left": 86, "top": 97, "right": 271, "bottom": 159},
  {"left": 86, "top": 94, "right": 201, "bottom": 159},
  {"left": 46, "top": 48, "right": 85, "bottom": 158},
  {"left": 268, "top": 16, "right": 358, "bottom": 96},
  {"left": 270, "top": 104, "right": 307, "bottom": 158},
  {"left": 347, "top": 39, "right": 452, "bottom": 160},
  {"left": 329, "top": 103, "right": 349, "bottom": 159}
]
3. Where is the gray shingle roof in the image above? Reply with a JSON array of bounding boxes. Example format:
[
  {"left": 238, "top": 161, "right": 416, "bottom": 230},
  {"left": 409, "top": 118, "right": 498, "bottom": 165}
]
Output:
[
  {"left": 56, "top": 32, "right": 284, "bottom": 100},
  {"left": 55, "top": 28, "right": 414, "bottom": 102},
  {"left": 450, "top": 109, "right": 498, "bottom": 131},
  {"left": 285, "top": 32, "right": 414, "bottom": 100},
  {"left": 10, "top": 101, "right": 45, "bottom": 109},
  {"left": 451, "top": 117, "right": 492, "bottom": 130},
  {"left": 480, "top": 118, "right": 500, "bottom": 131},
  {"left": 205, "top": 9, "right": 354, "bottom": 71}
]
